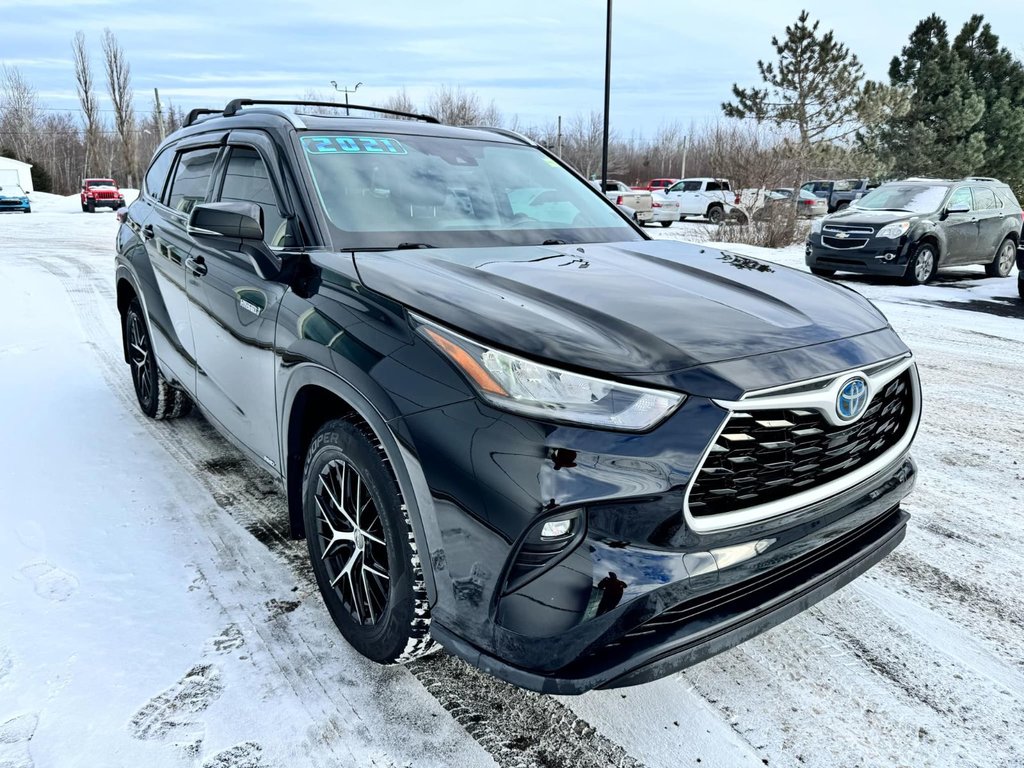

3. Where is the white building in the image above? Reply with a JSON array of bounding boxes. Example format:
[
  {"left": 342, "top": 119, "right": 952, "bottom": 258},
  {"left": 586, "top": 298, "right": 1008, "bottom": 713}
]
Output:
[{"left": 0, "top": 156, "right": 34, "bottom": 194}]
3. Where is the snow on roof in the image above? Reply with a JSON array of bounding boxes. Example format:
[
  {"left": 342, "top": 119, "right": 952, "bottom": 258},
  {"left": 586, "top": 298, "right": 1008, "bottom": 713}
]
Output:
[{"left": 0, "top": 156, "right": 33, "bottom": 169}]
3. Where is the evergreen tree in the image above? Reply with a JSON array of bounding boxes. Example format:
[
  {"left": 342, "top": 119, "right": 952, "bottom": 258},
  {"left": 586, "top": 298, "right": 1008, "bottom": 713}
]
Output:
[
  {"left": 952, "top": 15, "right": 1024, "bottom": 191},
  {"left": 723, "top": 10, "right": 898, "bottom": 174},
  {"left": 880, "top": 15, "right": 986, "bottom": 179}
]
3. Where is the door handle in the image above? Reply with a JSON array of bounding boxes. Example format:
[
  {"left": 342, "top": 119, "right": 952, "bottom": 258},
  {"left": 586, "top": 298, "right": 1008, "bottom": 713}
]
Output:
[
  {"left": 186, "top": 255, "right": 208, "bottom": 277},
  {"left": 141, "top": 224, "right": 154, "bottom": 241}
]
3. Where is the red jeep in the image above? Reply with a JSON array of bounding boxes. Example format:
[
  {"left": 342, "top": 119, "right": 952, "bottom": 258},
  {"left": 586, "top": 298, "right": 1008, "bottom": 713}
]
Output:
[{"left": 81, "top": 178, "right": 125, "bottom": 212}]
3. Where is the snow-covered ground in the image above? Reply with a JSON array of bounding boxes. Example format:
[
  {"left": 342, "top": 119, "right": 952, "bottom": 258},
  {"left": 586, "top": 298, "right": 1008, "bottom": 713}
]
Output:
[{"left": 0, "top": 200, "right": 1022, "bottom": 768}]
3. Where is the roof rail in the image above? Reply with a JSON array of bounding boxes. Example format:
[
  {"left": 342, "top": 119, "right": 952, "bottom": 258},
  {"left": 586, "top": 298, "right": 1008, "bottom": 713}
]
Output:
[
  {"left": 221, "top": 98, "right": 440, "bottom": 124},
  {"left": 962, "top": 176, "right": 999, "bottom": 182},
  {"left": 184, "top": 108, "right": 220, "bottom": 127}
]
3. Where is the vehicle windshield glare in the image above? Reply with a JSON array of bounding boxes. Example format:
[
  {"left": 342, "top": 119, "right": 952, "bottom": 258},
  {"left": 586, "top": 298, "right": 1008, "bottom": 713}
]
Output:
[
  {"left": 854, "top": 184, "right": 949, "bottom": 213},
  {"left": 0, "top": 185, "right": 26, "bottom": 195},
  {"left": 297, "top": 132, "right": 640, "bottom": 249}
]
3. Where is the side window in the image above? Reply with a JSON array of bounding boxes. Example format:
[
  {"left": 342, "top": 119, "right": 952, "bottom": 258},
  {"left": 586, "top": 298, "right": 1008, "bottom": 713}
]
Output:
[
  {"left": 706, "top": 181, "right": 722, "bottom": 192},
  {"left": 947, "top": 187, "right": 973, "bottom": 210},
  {"left": 972, "top": 187, "right": 996, "bottom": 210},
  {"left": 144, "top": 148, "right": 173, "bottom": 202},
  {"left": 682, "top": 181, "right": 701, "bottom": 192},
  {"left": 166, "top": 147, "right": 219, "bottom": 215},
  {"left": 219, "top": 147, "right": 288, "bottom": 247}
]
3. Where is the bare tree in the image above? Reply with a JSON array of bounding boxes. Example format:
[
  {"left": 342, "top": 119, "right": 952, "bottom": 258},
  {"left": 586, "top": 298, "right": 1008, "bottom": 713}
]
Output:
[
  {"left": 72, "top": 31, "right": 102, "bottom": 179},
  {"left": 377, "top": 87, "right": 418, "bottom": 118},
  {"left": 0, "top": 65, "right": 41, "bottom": 162},
  {"left": 101, "top": 28, "right": 137, "bottom": 186},
  {"left": 425, "top": 85, "right": 501, "bottom": 126}
]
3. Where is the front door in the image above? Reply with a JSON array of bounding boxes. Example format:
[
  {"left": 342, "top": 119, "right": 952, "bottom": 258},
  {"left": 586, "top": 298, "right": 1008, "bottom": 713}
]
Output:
[
  {"left": 187, "top": 142, "right": 293, "bottom": 472},
  {"left": 145, "top": 145, "right": 221, "bottom": 391},
  {"left": 941, "top": 186, "right": 978, "bottom": 265}
]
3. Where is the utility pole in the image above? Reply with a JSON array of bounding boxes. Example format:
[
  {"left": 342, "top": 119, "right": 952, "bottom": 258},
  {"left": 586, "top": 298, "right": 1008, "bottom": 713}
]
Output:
[
  {"left": 556, "top": 115, "right": 562, "bottom": 158},
  {"left": 600, "top": 0, "right": 612, "bottom": 193},
  {"left": 680, "top": 135, "right": 688, "bottom": 179},
  {"left": 330, "top": 80, "right": 363, "bottom": 116},
  {"left": 154, "top": 87, "right": 166, "bottom": 141}
]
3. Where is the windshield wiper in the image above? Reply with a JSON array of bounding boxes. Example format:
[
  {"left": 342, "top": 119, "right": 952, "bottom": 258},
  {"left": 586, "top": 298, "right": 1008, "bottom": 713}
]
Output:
[{"left": 341, "top": 242, "right": 436, "bottom": 252}]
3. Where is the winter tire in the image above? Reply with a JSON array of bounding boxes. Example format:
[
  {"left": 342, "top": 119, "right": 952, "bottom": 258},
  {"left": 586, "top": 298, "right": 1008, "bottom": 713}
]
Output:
[
  {"left": 87, "top": 199, "right": 95, "bottom": 213},
  {"left": 302, "top": 418, "right": 435, "bottom": 665},
  {"left": 903, "top": 243, "right": 938, "bottom": 285},
  {"left": 125, "top": 298, "right": 192, "bottom": 420},
  {"left": 985, "top": 237, "right": 1016, "bottom": 278},
  {"left": 810, "top": 267, "right": 836, "bottom": 278},
  {"left": 707, "top": 205, "right": 725, "bottom": 224},
  {"left": 659, "top": 220, "right": 672, "bottom": 228}
]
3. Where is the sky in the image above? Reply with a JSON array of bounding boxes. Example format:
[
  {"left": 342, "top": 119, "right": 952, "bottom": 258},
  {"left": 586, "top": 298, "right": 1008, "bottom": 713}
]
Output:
[{"left": 1, "top": 0, "right": 1023, "bottom": 135}]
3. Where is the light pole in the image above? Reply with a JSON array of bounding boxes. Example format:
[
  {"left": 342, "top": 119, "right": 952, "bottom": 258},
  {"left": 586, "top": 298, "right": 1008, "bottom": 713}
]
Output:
[
  {"left": 329, "top": 80, "right": 363, "bottom": 115},
  {"left": 600, "top": 0, "right": 612, "bottom": 193}
]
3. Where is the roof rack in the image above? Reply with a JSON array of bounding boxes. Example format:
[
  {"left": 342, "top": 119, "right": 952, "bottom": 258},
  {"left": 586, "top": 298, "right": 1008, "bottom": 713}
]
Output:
[
  {"left": 962, "top": 176, "right": 999, "bottom": 182},
  {"left": 184, "top": 107, "right": 220, "bottom": 127},
  {"left": 221, "top": 99, "right": 440, "bottom": 124},
  {"left": 467, "top": 126, "right": 536, "bottom": 146}
]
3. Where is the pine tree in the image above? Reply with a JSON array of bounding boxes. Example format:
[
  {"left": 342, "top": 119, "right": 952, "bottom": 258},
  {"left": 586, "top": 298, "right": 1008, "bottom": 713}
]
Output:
[
  {"left": 952, "top": 15, "right": 1024, "bottom": 191},
  {"left": 880, "top": 15, "right": 986, "bottom": 178},
  {"left": 723, "top": 11, "right": 898, "bottom": 175}
]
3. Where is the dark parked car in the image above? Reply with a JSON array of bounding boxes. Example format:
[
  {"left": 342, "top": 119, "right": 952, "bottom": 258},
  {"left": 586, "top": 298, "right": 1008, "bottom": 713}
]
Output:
[
  {"left": 115, "top": 99, "right": 921, "bottom": 694},
  {"left": 802, "top": 179, "right": 875, "bottom": 213},
  {"left": 806, "top": 177, "right": 1022, "bottom": 285},
  {"left": 1018, "top": 244, "right": 1024, "bottom": 299}
]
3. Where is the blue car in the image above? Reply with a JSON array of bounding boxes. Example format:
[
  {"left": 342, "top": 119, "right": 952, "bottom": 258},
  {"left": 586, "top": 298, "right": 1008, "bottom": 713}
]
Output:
[{"left": 0, "top": 184, "right": 31, "bottom": 213}]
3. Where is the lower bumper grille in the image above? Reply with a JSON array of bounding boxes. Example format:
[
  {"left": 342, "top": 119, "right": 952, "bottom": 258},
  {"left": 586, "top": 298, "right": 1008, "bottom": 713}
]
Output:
[{"left": 688, "top": 370, "right": 915, "bottom": 518}]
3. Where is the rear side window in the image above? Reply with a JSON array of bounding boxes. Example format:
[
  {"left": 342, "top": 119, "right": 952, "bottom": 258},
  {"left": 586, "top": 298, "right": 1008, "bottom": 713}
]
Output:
[
  {"left": 219, "top": 147, "right": 287, "bottom": 247},
  {"left": 972, "top": 187, "right": 997, "bottom": 210},
  {"left": 144, "top": 149, "right": 173, "bottom": 201},
  {"left": 706, "top": 181, "right": 723, "bottom": 191},
  {"left": 166, "top": 147, "right": 220, "bottom": 215}
]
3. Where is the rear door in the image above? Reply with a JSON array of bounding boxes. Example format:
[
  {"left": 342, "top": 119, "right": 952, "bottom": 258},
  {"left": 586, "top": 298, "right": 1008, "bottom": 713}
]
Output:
[
  {"left": 187, "top": 133, "right": 296, "bottom": 471},
  {"left": 144, "top": 142, "right": 223, "bottom": 391},
  {"left": 942, "top": 186, "right": 978, "bottom": 265}
]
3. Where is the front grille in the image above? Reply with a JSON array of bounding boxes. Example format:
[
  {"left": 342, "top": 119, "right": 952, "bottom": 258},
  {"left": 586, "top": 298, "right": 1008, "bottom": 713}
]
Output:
[
  {"left": 0, "top": 200, "right": 23, "bottom": 208},
  {"left": 822, "top": 224, "right": 873, "bottom": 250},
  {"left": 688, "top": 371, "right": 914, "bottom": 518},
  {"left": 822, "top": 235, "right": 869, "bottom": 249}
]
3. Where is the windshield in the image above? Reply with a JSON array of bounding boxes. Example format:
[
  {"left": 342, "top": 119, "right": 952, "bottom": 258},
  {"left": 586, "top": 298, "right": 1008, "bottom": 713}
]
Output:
[
  {"left": 855, "top": 184, "right": 949, "bottom": 213},
  {"left": 0, "top": 185, "right": 26, "bottom": 196},
  {"left": 298, "top": 131, "right": 640, "bottom": 250}
]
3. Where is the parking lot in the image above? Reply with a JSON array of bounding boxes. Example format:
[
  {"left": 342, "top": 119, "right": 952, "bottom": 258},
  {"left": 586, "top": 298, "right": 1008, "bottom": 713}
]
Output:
[{"left": 1, "top": 195, "right": 1022, "bottom": 768}]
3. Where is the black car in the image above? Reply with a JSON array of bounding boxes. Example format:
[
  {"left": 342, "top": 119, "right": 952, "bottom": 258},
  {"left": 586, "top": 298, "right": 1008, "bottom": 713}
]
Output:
[
  {"left": 115, "top": 99, "right": 921, "bottom": 694},
  {"left": 806, "top": 177, "right": 1022, "bottom": 285}
]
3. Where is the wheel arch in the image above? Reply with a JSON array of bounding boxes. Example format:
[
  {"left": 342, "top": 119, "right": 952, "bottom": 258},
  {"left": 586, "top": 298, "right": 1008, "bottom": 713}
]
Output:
[
  {"left": 116, "top": 269, "right": 141, "bottom": 364},
  {"left": 281, "top": 365, "right": 440, "bottom": 605}
]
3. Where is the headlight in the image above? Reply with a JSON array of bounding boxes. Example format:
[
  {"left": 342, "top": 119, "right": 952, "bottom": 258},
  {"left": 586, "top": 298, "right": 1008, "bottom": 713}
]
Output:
[
  {"left": 810, "top": 218, "right": 823, "bottom": 233},
  {"left": 876, "top": 221, "right": 910, "bottom": 239},
  {"left": 419, "top": 320, "right": 684, "bottom": 431}
]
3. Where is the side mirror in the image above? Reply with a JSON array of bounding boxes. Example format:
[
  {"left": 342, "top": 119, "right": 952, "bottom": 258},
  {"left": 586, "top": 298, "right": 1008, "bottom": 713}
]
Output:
[
  {"left": 188, "top": 201, "right": 264, "bottom": 240},
  {"left": 945, "top": 203, "right": 971, "bottom": 216}
]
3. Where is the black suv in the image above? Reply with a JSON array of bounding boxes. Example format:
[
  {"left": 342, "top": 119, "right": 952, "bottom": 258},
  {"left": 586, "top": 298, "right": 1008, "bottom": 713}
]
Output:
[
  {"left": 115, "top": 99, "right": 921, "bottom": 694},
  {"left": 806, "top": 177, "right": 1022, "bottom": 285}
]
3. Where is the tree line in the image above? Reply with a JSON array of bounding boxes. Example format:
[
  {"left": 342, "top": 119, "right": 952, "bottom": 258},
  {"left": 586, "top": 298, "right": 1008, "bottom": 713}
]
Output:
[{"left": 1, "top": 12, "right": 1022, "bottom": 196}]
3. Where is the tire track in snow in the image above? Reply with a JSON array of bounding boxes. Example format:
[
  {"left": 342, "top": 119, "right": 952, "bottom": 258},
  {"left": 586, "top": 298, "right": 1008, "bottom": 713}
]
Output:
[{"left": 18, "top": 244, "right": 660, "bottom": 767}]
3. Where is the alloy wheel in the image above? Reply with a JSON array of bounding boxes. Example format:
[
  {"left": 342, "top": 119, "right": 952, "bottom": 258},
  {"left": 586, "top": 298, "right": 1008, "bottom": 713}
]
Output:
[
  {"left": 128, "top": 311, "right": 154, "bottom": 409},
  {"left": 315, "top": 459, "right": 391, "bottom": 625},
  {"left": 914, "top": 250, "right": 935, "bottom": 283},
  {"left": 997, "top": 241, "right": 1016, "bottom": 276}
]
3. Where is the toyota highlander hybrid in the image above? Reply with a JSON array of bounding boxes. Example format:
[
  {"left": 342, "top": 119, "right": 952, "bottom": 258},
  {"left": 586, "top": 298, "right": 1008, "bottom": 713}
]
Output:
[{"left": 114, "top": 99, "right": 921, "bottom": 693}]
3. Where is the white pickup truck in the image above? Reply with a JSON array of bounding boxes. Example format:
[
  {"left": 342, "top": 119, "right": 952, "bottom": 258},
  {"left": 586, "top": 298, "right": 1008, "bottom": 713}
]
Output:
[
  {"left": 595, "top": 180, "right": 653, "bottom": 224},
  {"left": 663, "top": 178, "right": 744, "bottom": 224}
]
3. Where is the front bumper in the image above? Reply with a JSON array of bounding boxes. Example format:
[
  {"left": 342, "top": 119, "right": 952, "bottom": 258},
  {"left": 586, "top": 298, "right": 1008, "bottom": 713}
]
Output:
[
  {"left": 85, "top": 196, "right": 123, "bottom": 209},
  {"left": 806, "top": 233, "right": 912, "bottom": 276},
  {"left": 0, "top": 198, "right": 30, "bottom": 212},
  {"left": 399, "top": 375, "right": 917, "bottom": 693}
]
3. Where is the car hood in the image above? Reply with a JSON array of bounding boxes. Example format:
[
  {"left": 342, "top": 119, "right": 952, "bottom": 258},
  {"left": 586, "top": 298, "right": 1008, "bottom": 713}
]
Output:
[
  {"left": 351, "top": 240, "right": 889, "bottom": 383},
  {"left": 826, "top": 208, "right": 919, "bottom": 227}
]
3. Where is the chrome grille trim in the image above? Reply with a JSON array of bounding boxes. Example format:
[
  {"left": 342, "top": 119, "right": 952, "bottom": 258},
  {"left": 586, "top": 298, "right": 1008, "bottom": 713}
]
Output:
[{"left": 683, "top": 355, "right": 920, "bottom": 533}]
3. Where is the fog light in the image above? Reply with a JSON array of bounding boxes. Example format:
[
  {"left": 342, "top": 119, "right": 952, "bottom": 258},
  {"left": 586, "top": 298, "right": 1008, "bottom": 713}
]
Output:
[{"left": 541, "top": 519, "right": 573, "bottom": 538}]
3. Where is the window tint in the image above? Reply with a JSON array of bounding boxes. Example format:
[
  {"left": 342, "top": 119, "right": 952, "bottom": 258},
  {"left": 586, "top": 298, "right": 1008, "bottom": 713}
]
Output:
[
  {"left": 971, "top": 187, "right": 997, "bottom": 210},
  {"left": 706, "top": 181, "right": 723, "bottom": 192},
  {"left": 220, "top": 147, "right": 287, "bottom": 246},
  {"left": 166, "top": 147, "right": 219, "bottom": 215},
  {"left": 679, "top": 181, "right": 701, "bottom": 192},
  {"left": 947, "top": 187, "right": 973, "bottom": 210},
  {"left": 144, "top": 149, "right": 173, "bottom": 201}
]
